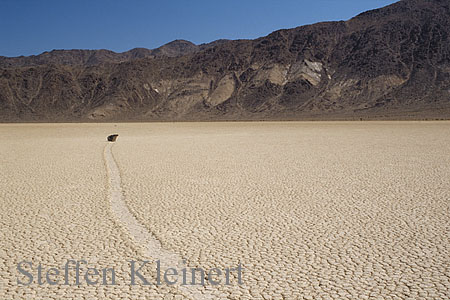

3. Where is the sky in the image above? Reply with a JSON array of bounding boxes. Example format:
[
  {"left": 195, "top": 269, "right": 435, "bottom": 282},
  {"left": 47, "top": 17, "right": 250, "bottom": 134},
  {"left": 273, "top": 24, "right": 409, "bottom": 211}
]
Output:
[{"left": 0, "top": 0, "right": 398, "bottom": 57}]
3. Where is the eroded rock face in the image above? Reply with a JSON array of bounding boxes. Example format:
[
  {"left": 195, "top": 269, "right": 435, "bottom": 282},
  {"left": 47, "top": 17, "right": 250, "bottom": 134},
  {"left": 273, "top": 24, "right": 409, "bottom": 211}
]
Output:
[
  {"left": 252, "top": 64, "right": 289, "bottom": 86},
  {"left": 1, "top": 0, "right": 450, "bottom": 121},
  {"left": 207, "top": 74, "right": 236, "bottom": 106},
  {"left": 288, "top": 60, "right": 323, "bottom": 86}
]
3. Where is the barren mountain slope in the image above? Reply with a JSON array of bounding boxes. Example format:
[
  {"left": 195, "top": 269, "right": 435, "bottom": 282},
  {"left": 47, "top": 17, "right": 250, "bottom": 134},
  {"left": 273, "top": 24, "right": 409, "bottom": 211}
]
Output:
[{"left": 0, "top": 0, "right": 449, "bottom": 121}]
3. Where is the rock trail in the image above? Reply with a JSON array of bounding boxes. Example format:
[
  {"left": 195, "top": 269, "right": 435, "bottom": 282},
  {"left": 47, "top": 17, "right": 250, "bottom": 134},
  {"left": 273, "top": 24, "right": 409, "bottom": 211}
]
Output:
[{"left": 104, "top": 143, "right": 218, "bottom": 300}]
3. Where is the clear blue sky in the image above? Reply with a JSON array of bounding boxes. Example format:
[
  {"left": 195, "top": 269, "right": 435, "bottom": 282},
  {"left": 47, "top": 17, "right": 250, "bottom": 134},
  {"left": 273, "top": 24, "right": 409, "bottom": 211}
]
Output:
[{"left": 0, "top": 0, "right": 398, "bottom": 57}]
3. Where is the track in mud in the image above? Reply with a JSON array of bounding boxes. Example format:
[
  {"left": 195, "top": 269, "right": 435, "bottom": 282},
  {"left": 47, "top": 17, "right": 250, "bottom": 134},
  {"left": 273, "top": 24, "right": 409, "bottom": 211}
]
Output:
[{"left": 104, "top": 143, "right": 217, "bottom": 300}]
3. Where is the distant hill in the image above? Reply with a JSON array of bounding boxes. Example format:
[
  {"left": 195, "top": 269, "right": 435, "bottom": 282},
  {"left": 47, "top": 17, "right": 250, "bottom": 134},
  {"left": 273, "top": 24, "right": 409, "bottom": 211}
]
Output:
[
  {"left": 1, "top": 0, "right": 449, "bottom": 121},
  {"left": 0, "top": 40, "right": 203, "bottom": 67}
]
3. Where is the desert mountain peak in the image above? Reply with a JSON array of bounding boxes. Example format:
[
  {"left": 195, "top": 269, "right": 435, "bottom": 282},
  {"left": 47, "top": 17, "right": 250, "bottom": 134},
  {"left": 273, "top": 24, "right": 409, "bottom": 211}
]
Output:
[{"left": 0, "top": 0, "right": 449, "bottom": 121}]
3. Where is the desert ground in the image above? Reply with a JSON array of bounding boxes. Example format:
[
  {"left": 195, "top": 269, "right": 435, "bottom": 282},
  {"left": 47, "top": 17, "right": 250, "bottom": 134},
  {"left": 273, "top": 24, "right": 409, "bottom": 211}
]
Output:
[{"left": 1, "top": 121, "right": 449, "bottom": 299}]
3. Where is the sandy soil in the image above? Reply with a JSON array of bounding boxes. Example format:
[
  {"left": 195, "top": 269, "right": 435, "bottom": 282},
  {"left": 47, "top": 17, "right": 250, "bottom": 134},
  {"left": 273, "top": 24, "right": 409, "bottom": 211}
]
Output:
[{"left": 1, "top": 122, "right": 449, "bottom": 299}]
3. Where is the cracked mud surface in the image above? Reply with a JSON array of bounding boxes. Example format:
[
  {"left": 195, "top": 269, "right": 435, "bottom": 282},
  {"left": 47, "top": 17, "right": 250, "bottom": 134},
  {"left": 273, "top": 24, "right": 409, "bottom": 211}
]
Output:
[
  {"left": 104, "top": 142, "right": 219, "bottom": 299},
  {"left": 1, "top": 122, "right": 450, "bottom": 299}
]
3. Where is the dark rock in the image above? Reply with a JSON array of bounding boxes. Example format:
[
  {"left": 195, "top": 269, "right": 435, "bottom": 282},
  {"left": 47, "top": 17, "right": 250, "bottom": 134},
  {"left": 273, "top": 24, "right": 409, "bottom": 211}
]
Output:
[{"left": 107, "top": 134, "right": 119, "bottom": 142}]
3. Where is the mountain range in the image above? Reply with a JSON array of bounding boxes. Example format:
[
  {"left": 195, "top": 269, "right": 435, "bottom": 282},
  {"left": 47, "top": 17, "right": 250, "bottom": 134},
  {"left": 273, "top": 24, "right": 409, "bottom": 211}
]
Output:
[{"left": 1, "top": 0, "right": 449, "bottom": 121}]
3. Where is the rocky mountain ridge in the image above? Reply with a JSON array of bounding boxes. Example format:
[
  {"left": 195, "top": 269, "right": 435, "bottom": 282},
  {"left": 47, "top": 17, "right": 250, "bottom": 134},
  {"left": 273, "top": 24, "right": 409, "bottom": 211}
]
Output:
[{"left": 1, "top": 0, "right": 449, "bottom": 121}]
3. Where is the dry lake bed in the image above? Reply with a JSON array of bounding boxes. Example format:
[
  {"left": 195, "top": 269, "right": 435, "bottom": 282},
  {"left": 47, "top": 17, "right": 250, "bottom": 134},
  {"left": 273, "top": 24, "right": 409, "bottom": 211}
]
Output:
[{"left": 1, "top": 121, "right": 449, "bottom": 299}]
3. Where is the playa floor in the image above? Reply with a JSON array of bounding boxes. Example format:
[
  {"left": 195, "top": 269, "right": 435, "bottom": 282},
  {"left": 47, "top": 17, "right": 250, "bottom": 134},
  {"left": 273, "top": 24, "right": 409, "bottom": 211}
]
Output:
[{"left": 1, "top": 122, "right": 449, "bottom": 299}]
